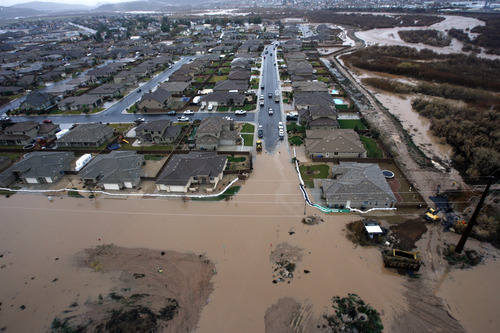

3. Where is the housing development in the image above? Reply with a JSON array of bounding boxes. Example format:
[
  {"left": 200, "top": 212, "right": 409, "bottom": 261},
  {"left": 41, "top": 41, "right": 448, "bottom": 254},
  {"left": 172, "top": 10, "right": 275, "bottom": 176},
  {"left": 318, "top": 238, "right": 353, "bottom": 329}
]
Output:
[{"left": 0, "top": 2, "right": 498, "bottom": 332}]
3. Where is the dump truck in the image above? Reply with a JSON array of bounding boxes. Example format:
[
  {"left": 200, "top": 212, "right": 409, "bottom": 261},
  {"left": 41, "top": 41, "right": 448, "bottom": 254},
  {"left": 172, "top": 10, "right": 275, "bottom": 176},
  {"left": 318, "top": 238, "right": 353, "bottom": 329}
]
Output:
[
  {"left": 256, "top": 140, "right": 262, "bottom": 151},
  {"left": 383, "top": 249, "right": 421, "bottom": 271}
]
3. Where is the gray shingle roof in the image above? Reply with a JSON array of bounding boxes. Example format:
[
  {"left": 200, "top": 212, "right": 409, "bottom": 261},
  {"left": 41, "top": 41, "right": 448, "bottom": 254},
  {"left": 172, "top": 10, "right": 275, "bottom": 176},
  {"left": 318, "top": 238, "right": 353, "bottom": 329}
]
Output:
[
  {"left": 79, "top": 151, "right": 143, "bottom": 185},
  {"left": 11, "top": 151, "right": 74, "bottom": 178},
  {"left": 57, "top": 123, "right": 113, "bottom": 145},
  {"left": 156, "top": 152, "right": 227, "bottom": 186},
  {"left": 322, "top": 162, "right": 396, "bottom": 203}
]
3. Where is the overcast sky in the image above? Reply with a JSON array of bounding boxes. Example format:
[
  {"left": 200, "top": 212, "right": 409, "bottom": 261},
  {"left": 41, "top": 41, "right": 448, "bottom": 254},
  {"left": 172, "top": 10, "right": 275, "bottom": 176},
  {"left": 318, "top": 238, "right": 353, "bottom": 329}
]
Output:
[{"left": 3, "top": 0, "right": 136, "bottom": 7}]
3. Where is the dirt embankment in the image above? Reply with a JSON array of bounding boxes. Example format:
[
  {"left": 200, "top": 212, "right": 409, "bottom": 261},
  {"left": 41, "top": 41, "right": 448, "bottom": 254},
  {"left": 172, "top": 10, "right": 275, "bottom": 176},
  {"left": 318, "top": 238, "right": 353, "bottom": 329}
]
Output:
[{"left": 51, "top": 245, "right": 215, "bottom": 332}]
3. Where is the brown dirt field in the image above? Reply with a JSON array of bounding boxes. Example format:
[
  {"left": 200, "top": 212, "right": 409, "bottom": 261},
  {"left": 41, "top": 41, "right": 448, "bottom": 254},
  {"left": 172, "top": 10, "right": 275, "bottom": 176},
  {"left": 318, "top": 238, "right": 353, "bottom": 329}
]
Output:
[
  {"left": 52, "top": 245, "right": 215, "bottom": 332},
  {"left": 389, "top": 218, "right": 428, "bottom": 251}
]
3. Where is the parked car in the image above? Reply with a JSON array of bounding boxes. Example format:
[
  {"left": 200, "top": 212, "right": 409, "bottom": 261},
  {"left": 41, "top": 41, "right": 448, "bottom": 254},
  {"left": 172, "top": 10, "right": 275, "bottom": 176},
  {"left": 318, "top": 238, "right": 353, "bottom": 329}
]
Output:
[
  {"left": 234, "top": 110, "right": 246, "bottom": 115},
  {"left": 135, "top": 117, "right": 145, "bottom": 123},
  {"left": 223, "top": 116, "right": 233, "bottom": 121},
  {"left": 268, "top": 93, "right": 273, "bottom": 98},
  {"left": 184, "top": 110, "right": 194, "bottom": 115},
  {"left": 207, "top": 104, "right": 214, "bottom": 111},
  {"left": 258, "top": 125, "right": 263, "bottom": 138},
  {"left": 278, "top": 121, "right": 284, "bottom": 130},
  {"left": 43, "top": 119, "right": 52, "bottom": 124},
  {"left": 268, "top": 108, "right": 273, "bottom": 115},
  {"left": 167, "top": 110, "right": 176, "bottom": 116},
  {"left": 177, "top": 116, "right": 190, "bottom": 122}
]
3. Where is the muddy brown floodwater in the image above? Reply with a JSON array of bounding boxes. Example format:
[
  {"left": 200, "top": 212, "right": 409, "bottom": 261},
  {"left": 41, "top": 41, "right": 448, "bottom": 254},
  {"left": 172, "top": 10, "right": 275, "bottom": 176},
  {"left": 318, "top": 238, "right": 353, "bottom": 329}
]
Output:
[{"left": 0, "top": 144, "right": 498, "bottom": 332}]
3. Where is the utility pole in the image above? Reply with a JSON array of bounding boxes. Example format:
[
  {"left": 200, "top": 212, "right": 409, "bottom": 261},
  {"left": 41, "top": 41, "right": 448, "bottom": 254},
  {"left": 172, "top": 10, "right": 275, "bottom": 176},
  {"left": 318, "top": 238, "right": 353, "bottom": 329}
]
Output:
[{"left": 455, "top": 177, "right": 493, "bottom": 254}]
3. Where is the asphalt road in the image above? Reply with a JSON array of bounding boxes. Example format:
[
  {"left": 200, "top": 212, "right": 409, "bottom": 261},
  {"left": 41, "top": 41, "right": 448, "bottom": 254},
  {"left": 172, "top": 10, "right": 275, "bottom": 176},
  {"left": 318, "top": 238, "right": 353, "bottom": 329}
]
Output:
[
  {"left": 3, "top": 56, "right": 257, "bottom": 126},
  {"left": 257, "top": 43, "right": 284, "bottom": 153}
]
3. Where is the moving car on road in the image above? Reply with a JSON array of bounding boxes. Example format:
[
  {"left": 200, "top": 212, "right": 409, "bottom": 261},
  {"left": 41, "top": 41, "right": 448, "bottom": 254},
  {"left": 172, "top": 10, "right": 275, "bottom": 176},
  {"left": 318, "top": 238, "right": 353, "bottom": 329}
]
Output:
[
  {"left": 184, "top": 110, "right": 194, "bottom": 115},
  {"left": 268, "top": 108, "right": 273, "bottom": 115},
  {"left": 167, "top": 110, "right": 176, "bottom": 116},
  {"left": 177, "top": 116, "right": 190, "bottom": 122}
]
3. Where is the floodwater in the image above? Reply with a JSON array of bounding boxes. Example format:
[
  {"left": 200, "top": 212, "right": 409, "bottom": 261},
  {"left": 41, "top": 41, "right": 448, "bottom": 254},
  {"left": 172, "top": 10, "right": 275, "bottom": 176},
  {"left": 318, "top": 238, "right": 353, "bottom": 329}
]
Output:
[
  {"left": 355, "top": 15, "right": 499, "bottom": 60},
  {"left": 375, "top": 91, "right": 454, "bottom": 161},
  {"left": 0, "top": 144, "right": 498, "bottom": 332}
]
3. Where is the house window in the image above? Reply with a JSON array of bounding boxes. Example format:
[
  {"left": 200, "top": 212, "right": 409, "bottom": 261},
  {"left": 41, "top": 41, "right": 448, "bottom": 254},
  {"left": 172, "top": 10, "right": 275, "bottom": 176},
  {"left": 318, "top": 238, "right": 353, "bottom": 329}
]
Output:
[
  {"left": 193, "top": 177, "right": 198, "bottom": 180},
  {"left": 210, "top": 177, "right": 214, "bottom": 181},
  {"left": 334, "top": 152, "right": 338, "bottom": 155}
]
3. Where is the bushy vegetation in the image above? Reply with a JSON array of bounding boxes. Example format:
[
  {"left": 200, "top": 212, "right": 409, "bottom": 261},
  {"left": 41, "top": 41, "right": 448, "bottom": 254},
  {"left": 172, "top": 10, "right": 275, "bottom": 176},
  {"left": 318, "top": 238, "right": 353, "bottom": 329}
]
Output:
[
  {"left": 362, "top": 77, "right": 500, "bottom": 109},
  {"left": 411, "top": 98, "right": 500, "bottom": 178},
  {"left": 305, "top": 11, "right": 443, "bottom": 30},
  {"left": 453, "top": 215, "right": 500, "bottom": 247},
  {"left": 324, "top": 293, "right": 383, "bottom": 333},
  {"left": 342, "top": 46, "right": 500, "bottom": 91},
  {"left": 398, "top": 29, "right": 451, "bottom": 47}
]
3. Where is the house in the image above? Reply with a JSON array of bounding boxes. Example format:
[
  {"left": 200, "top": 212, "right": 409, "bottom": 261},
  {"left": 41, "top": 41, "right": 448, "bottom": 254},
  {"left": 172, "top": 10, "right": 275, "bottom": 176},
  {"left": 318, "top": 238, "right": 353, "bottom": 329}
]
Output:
[
  {"left": 19, "top": 91, "right": 55, "bottom": 112},
  {"left": 57, "top": 123, "right": 114, "bottom": 148},
  {"left": 37, "top": 122, "right": 60, "bottom": 140},
  {"left": 0, "top": 121, "right": 39, "bottom": 145},
  {"left": 195, "top": 117, "right": 237, "bottom": 150},
  {"left": 9, "top": 151, "right": 74, "bottom": 184},
  {"left": 305, "top": 129, "right": 366, "bottom": 158},
  {"left": 58, "top": 95, "right": 103, "bottom": 112},
  {"left": 138, "top": 88, "right": 173, "bottom": 110},
  {"left": 321, "top": 162, "right": 397, "bottom": 209},
  {"left": 156, "top": 151, "right": 227, "bottom": 193},
  {"left": 113, "top": 71, "right": 138, "bottom": 86},
  {"left": 79, "top": 151, "right": 144, "bottom": 190},
  {"left": 299, "top": 105, "right": 339, "bottom": 129},
  {"left": 228, "top": 69, "right": 251, "bottom": 81},
  {"left": 294, "top": 92, "right": 335, "bottom": 110},
  {"left": 213, "top": 80, "right": 248, "bottom": 93},
  {"left": 231, "top": 58, "right": 252, "bottom": 71},
  {"left": 159, "top": 81, "right": 191, "bottom": 95},
  {"left": 200, "top": 92, "right": 245, "bottom": 108},
  {"left": 287, "top": 61, "right": 313, "bottom": 80},
  {"left": 292, "top": 81, "right": 329, "bottom": 93},
  {"left": 87, "top": 83, "right": 125, "bottom": 99},
  {"left": 135, "top": 120, "right": 181, "bottom": 144}
]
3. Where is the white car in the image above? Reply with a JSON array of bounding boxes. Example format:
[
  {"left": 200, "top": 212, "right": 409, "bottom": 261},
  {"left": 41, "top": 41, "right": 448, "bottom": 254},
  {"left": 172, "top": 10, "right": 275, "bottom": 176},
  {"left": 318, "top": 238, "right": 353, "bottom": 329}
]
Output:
[
  {"left": 177, "top": 116, "right": 190, "bottom": 122},
  {"left": 207, "top": 104, "right": 214, "bottom": 111},
  {"left": 268, "top": 108, "right": 273, "bottom": 115},
  {"left": 223, "top": 116, "right": 233, "bottom": 121},
  {"left": 278, "top": 122, "right": 284, "bottom": 130},
  {"left": 184, "top": 110, "right": 194, "bottom": 115},
  {"left": 234, "top": 110, "right": 246, "bottom": 115}
]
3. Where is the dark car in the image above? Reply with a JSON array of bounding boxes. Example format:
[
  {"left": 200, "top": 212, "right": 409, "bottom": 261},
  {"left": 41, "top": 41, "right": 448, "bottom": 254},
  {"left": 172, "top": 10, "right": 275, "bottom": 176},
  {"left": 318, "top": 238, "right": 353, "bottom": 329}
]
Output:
[
  {"left": 43, "top": 119, "right": 52, "bottom": 123},
  {"left": 167, "top": 110, "right": 176, "bottom": 116}
]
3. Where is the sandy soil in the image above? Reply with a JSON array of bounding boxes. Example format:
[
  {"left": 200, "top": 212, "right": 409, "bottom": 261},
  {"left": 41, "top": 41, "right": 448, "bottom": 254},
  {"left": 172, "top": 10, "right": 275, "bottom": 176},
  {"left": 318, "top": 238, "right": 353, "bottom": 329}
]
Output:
[
  {"left": 54, "top": 245, "right": 215, "bottom": 332},
  {"left": 0, "top": 144, "right": 499, "bottom": 332}
]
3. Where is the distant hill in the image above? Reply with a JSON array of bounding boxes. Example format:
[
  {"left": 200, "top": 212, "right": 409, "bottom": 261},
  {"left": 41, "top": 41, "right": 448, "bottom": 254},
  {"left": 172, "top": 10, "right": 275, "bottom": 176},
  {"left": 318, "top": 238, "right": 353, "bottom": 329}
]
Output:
[
  {"left": 10, "top": 1, "right": 91, "bottom": 12},
  {"left": 94, "top": 0, "right": 206, "bottom": 12},
  {"left": 0, "top": 6, "right": 44, "bottom": 20}
]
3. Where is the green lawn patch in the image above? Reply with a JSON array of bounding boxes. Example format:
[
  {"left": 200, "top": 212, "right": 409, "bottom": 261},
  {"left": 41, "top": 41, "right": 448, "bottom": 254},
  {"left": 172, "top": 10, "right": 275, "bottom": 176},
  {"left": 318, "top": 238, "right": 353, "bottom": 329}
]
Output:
[
  {"left": 240, "top": 134, "right": 254, "bottom": 146},
  {"left": 299, "top": 164, "right": 330, "bottom": 189},
  {"left": 217, "top": 106, "right": 230, "bottom": 112},
  {"left": 193, "top": 186, "right": 241, "bottom": 201},
  {"left": 360, "top": 136, "right": 383, "bottom": 158},
  {"left": 144, "top": 154, "right": 164, "bottom": 161},
  {"left": 338, "top": 119, "right": 366, "bottom": 130},
  {"left": 288, "top": 136, "right": 304, "bottom": 146},
  {"left": 208, "top": 75, "right": 228, "bottom": 83},
  {"left": 228, "top": 156, "right": 246, "bottom": 163},
  {"left": 0, "top": 152, "right": 22, "bottom": 162},
  {"left": 316, "top": 76, "right": 330, "bottom": 83},
  {"left": 241, "top": 123, "right": 255, "bottom": 133},
  {"left": 286, "top": 122, "right": 306, "bottom": 134},
  {"left": 241, "top": 104, "right": 256, "bottom": 111},
  {"left": 68, "top": 188, "right": 84, "bottom": 198}
]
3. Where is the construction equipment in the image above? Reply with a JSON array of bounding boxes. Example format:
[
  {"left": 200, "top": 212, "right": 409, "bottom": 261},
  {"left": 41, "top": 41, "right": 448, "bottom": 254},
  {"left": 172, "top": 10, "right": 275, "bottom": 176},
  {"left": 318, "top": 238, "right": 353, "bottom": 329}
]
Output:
[
  {"left": 256, "top": 140, "right": 262, "bottom": 151},
  {"left": 425, "top": 207, "right": 440, "bottom": 221},
  {"left": 383, "top": 249, "right": 421, "bottom": 271}
]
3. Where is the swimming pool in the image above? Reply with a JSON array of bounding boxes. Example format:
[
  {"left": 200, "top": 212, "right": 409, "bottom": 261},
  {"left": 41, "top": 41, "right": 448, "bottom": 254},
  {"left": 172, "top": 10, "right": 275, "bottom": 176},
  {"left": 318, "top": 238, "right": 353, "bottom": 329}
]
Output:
[{"left": 333, "top": 98, "right": 345, "bottom": 105}]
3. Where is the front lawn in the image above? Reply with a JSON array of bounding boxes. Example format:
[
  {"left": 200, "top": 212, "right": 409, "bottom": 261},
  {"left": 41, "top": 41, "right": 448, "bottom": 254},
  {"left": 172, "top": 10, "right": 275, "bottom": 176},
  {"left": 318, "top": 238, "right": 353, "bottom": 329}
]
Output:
[
  {"left": 228, "top": 156, "right": 246, "bottom": 163},
  {"left": 360, "top": 136, "right": 383, "bottom": 158},
  {"left": 241, "top": 104, "right": 256, "bottom": 111},
  {"left": 299, "top": 164, "right": 330, "bottom": 188},
  {"left": 241, "top": 123, "right": 255, "bottom": 133},
  {"left": 217, "top": 106, "right": 230, "bottom": 112},
  {"left": 288, "top": 135, "right": 304, "bottom": 146},
  {"left": 338, "top": 119, "right": 366, "bottom": 130},
  {"left": 287, "top": 122, "right": 306, "bottom": 134},
  {"left": 240, "top": 134, "right": 254, "bottom": 146}
]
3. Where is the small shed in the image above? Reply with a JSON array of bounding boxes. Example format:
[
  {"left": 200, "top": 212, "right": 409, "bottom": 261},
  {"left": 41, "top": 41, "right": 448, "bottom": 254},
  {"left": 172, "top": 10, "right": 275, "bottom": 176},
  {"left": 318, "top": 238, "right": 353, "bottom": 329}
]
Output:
[{"left": 363, "top": 220, "right": 384, "bottom": 239}]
